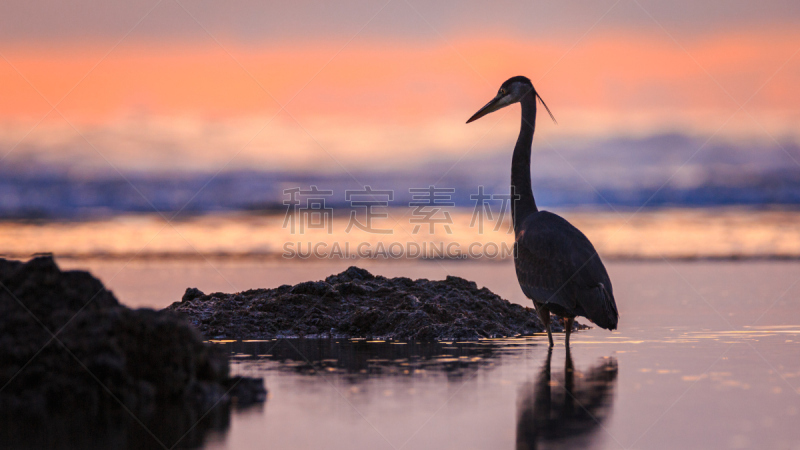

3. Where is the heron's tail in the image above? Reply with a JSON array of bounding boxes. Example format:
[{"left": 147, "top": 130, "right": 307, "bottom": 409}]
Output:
[{"left": 580, "top": 283, "right": 619, "bottom": 330}]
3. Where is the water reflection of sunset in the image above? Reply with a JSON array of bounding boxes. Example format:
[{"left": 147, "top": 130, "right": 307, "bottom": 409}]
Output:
[{"left": 3, "top": 209, "right": 799, "bottom": 260}]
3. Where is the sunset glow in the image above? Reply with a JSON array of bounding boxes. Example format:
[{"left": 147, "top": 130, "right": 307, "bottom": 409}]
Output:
[
  {"left": 3, "top": 31, "right": 798, "bottom": 124},
  {"left": 3, "top": 28, "right": 798, "bottom": 173}
]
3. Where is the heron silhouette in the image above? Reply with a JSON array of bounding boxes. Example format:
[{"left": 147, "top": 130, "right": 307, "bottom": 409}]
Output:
[{"left": 467, "top": 76, "right": 619, "bottom": 347}]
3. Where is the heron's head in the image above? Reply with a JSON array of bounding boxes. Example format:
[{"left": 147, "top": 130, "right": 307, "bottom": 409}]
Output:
[{"left": 466, "top": 76, "right": 556, "bottom": 124}]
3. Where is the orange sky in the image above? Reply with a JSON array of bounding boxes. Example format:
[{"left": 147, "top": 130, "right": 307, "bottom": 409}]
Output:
[
  {"left": 1, "top": 28, "right": 798, "bottom": 173},
  {"left": 2, "top": 30, "right": 798, "bottom": 124}
]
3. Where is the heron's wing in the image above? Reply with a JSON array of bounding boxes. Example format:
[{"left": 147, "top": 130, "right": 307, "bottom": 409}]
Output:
[{"left": 515, "top": 212, "right": 618, "bottom": 328}]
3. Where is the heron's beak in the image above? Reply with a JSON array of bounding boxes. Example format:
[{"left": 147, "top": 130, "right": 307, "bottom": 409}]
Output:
[{"left": 466, "top": 94, "right": 507, "bottom": 123}]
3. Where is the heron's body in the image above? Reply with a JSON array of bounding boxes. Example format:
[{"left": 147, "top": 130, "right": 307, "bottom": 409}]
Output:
[{"left": 468, "top": 76, "right": 619, "bottom": 347}]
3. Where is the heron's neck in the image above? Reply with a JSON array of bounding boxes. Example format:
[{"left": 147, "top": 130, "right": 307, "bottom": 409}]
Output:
[{"left": 511, "top": 94, "right": 538, "bottom": 234}]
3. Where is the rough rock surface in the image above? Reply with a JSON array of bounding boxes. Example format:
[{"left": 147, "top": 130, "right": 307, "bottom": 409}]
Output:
[
  {"left": 168, "top": 266, "right": 584, "bottom": 340},
  {"left": 0, "top": 256, "right": 265, "bottom": 448}
]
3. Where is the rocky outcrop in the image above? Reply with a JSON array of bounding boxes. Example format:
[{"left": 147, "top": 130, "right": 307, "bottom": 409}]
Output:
[
  {"left": 0, "top": 256, "right": 265, "bottom": 449},
  {"left": 168, "top": 266, "right": 583, "bottom": 340}
]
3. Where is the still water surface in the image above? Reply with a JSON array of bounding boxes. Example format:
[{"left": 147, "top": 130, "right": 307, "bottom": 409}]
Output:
[{"left": 59, "top": 260, "right": 800, "bottom": 449}]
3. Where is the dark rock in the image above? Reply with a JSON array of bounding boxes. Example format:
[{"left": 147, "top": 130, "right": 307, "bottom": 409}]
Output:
[
  {"left": 325, "top": 266, "right": 374, "bottom": 284},
  {"left": 167, "top": 266, "right": 587, "bottom": 341},
  {"left": 182, "top": 287, "right": 205, "bottom": 302},
  {"left": 223, "top": 376, "right": 268, "bottom": 404},
  {"left": 0, "top": 256, "right": 265, "bottom": 448}
]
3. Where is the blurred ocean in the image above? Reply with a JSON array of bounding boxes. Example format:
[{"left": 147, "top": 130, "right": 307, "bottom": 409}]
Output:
[
  {"left": 2, "top": 133, "right": 800, "bottom": 220},
  {"left": 4, "top": 132, "right": 800, "bottom": 260}
]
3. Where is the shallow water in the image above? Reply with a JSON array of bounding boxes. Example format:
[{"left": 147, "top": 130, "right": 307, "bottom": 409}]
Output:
[{"left": 57, "top": 260, "right": 800, "bottom": 449}]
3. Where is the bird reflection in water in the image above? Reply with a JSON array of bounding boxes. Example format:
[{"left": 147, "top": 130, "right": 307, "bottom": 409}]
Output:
[{"left": 516, "top": 349, "right": 618, "bottom": 450}]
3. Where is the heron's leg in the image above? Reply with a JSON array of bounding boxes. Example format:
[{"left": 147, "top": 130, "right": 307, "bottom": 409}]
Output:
[
  {"left": 565, "top": 317, "right": 575, "bottom": 347},
  {"left": 537, "top": 306, "right": 553, "bottom": 347}
]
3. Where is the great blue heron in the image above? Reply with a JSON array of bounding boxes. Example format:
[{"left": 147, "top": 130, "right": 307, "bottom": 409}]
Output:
[{"left": 467, "top": 76, "right": 619, "bottom": 347}]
